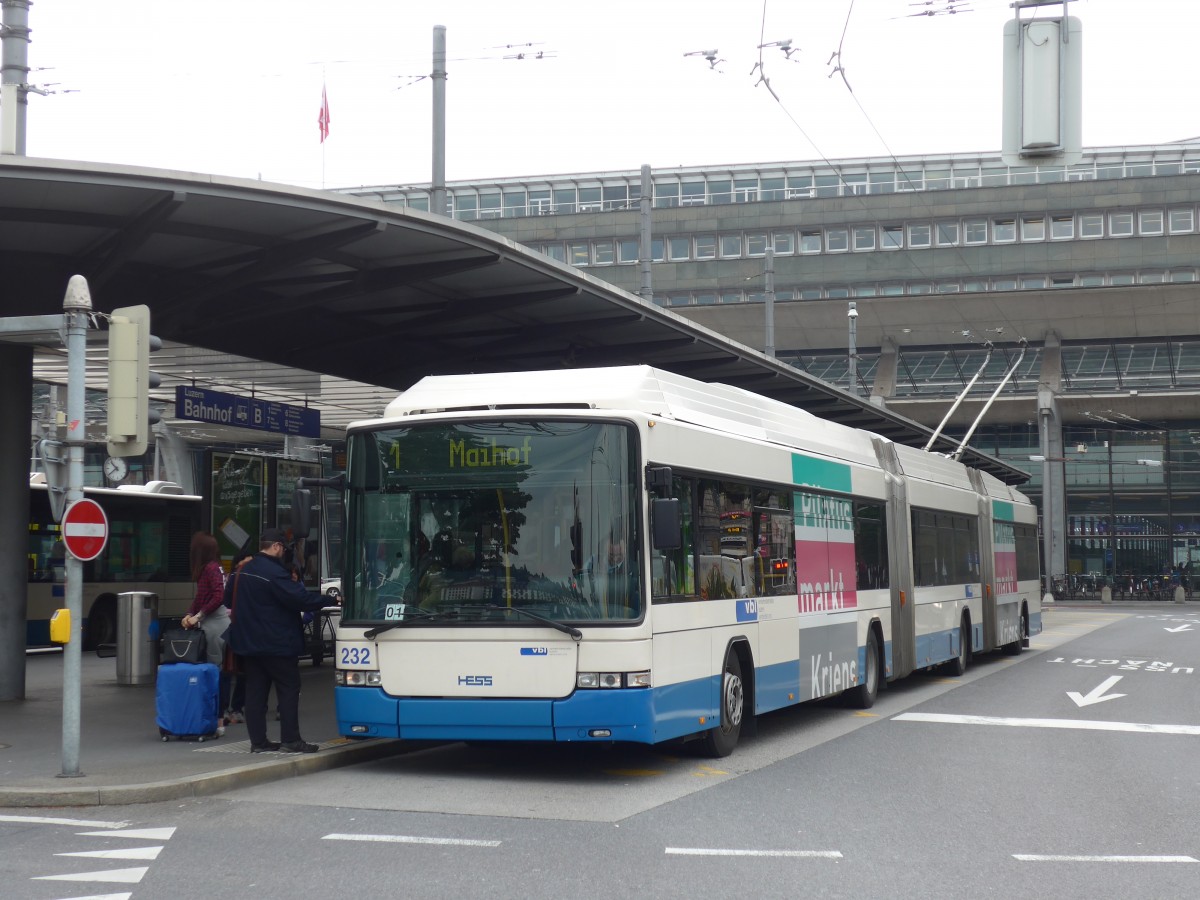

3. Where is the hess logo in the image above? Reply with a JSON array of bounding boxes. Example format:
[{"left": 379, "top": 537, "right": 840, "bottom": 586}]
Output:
[{"left": 458, "top": 675, "right": 494, "bottom": 686}]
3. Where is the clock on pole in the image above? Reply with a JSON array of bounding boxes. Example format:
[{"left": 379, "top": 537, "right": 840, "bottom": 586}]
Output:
[{"left": 103, "top": 456, "right": 128, "bottom": 483}]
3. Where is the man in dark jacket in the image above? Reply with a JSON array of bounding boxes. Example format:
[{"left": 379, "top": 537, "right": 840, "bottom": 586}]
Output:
[{"left": 224, "top": 527, "right": 330, "bottom": 753}]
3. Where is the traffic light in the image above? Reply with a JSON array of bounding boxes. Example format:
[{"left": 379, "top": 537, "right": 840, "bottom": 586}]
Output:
[{"left": 106, "top": 304, "right": 161, "bottom": 457}]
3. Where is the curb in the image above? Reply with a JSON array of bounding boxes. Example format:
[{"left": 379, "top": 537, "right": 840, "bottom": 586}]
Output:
[{"left": 0, "top": 738, "right": 404, "bottom": 809}]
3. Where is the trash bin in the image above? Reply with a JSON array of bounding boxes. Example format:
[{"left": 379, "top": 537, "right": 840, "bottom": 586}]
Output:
[{"left": 116, "top": 591, "right": 159, "bottom": 685}]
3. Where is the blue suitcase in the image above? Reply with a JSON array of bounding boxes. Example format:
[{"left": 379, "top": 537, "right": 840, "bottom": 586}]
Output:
[{"left": 156, "top": 662, "right": 220, "bottom": 741}]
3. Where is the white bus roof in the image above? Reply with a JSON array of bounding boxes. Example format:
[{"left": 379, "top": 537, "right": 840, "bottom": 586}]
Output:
[
  {"left": 28, "top": 474, "right": 199, "bottom": 500},
  {"left": 377, "top": 365, "right": 883, "bottom": 469}
]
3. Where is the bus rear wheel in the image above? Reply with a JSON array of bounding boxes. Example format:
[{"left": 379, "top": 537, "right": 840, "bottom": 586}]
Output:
[
  {"left": 1003, "top": 609, "right": 1028, "bottom": 655},
  {"left": 703, "top": 650, "right": 744, "bottom": 758},
  {"left": 84, "top": 597, "right": 117, "bottom": 652},
  {"left": 944, "top": 616, "right": 969, "bottom": 676},
  {"left": 846, "top": 630, "right": 880, "bottom": 709}
]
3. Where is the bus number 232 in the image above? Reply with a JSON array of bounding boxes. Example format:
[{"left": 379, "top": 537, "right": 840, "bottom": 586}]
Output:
[{"left": 339, "top": 644, "right": 373, "bottom": 667}]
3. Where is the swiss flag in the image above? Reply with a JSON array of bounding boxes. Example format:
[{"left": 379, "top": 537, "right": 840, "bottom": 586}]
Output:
[{"left": 318, "top": 84, "right": 330, "bottom": 143}]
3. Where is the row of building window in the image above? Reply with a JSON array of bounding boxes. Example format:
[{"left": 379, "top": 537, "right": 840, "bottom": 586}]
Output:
[
  {"left": 352, "top": 146, "right": 1200, "bottom": 219},
  {"left": 529, "top": 206, "right": 1200, "bottom": 268},
  {"left": 653, "top": 269, "right": 1199, "bottom": 306}
]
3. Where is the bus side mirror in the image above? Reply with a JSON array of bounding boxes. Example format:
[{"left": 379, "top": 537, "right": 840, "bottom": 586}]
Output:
[
  {"left": 651, "top": 497, "right": 682, "bottom": 550},
  {"left": 645, "top": 465, "right": 673, "bottom": 498}
]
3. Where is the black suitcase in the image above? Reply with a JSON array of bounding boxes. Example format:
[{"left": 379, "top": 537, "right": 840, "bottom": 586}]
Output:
[{"left": 156, "top": 662, "right": 220, "bottom": 741}]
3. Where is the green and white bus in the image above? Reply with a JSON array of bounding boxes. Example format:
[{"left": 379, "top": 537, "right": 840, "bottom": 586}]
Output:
[{"left": 27, "top": 476, "right": 200, "bottom": 649}]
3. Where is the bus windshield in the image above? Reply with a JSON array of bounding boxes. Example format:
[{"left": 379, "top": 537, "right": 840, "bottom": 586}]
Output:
[{"left": 342, "top": 420, "right": 641, "bottom": 625}]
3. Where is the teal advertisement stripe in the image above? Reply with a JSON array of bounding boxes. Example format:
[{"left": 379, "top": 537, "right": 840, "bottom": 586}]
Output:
[
  {"left": 992, "top": 500, "right": 1015, "bottom": 521},
  {"left": 792, "top": 454, "right": 852, "bottom": 492}
]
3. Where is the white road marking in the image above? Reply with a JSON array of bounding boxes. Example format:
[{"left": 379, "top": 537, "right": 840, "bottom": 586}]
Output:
[
  {"left": 76, "top": 827, "right": 176, "bottom": 840},
  {"left": 665, "top": 848, "right": 843, "bottom": 859},
  {"left": 32, "top": 867, "right": 148, "bottom": 883},
  {"left": 42, "top": 894, "right": 132, "bottom": 900},
  {"left": 1014, "top": 854, "right": 1197, "bottom": 863},
  {"left": 894, "top": 712, "right": 1200, "bottom": 736},
  {"left": 1067, "top": 675, "right": 1126, "bottom": 707},
  {"left": 57, "top": 846, "right": 164, "bottom": 860},
  {"left": 0, "top": 815, "right": 130, "bottom": 828},
  {"left": 322, "top": 833, "right": 501, "bottom": 847}
]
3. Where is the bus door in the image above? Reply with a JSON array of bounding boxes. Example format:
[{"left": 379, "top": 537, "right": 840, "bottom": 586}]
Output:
[{"left": 874, "top": 439, "right": 915, "bottom": 680}]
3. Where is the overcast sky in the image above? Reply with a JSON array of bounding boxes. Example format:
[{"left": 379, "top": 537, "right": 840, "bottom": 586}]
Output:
[{"left": 21, "top": 0, "right": 1199, "bottom": 191}]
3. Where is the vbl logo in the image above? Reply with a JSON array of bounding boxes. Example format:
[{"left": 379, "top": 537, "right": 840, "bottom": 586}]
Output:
[
  {"left": 458, "top": 675, "right": 494, "bottom": 686},
  {"left": 736, "top": 599, "right": 758, "bottom": 622}
]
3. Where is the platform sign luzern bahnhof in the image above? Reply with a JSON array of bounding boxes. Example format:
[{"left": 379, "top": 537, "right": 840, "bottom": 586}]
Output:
[{"left": 176, "top": 385, "right": 320, "bottom": 437}]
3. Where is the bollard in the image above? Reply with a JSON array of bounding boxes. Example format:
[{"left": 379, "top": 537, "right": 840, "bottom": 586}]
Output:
[
  {"left": 1175, "top": 585, "right": 1186, "bottom": 604},
  {"left": 1100, "top": 585, "right": 1112, "bottom": 604}
]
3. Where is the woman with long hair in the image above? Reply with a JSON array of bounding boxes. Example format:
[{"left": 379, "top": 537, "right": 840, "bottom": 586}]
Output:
[
  {"left": 182, "top": 531, "right": 232, "bottom": 734},
  {"left": 221, "top": 548, "right": 256, "bottom": 724}
]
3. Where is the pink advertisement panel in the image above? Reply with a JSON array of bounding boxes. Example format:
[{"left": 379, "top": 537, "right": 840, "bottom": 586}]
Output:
[
  {"left": 993, "top": 523, "right": 1018, "bottom": 596},
  {"left": 795, "top": 491, "right": 858, "bottom": 614}
]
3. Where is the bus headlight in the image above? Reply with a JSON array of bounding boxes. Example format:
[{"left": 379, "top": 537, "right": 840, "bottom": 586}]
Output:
[
  {"left": 625, "top": 670, "right": 652, "bottom": 688},
  {"left": 335, "top": 670, "right": 382, "bottom": 687},
  {"left": 577, "top": 671, "right": 652, "bottom": 689}
]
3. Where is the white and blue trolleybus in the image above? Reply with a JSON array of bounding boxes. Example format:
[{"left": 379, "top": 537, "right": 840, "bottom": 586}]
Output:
[{"left": 331, "top": 366, "right": 1041, "bottom": 756}]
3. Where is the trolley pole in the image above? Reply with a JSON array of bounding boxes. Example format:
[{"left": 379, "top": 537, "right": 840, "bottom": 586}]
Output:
[{"left": 60, "top": 275, "right": 92, "bottom": 777}]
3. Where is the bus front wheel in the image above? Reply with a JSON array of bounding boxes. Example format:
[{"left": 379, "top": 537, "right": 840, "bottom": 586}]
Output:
[{"left": 703, "top": 650, "right": 744, "bottom": 758}]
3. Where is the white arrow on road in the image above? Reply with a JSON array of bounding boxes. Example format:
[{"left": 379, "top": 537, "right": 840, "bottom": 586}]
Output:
[
  {"left": 1165, "top": 624, "right": 1194, "bottom": 633},
  {"left": 1067, "top": 675, "right": 1127, "bottom": 708}
]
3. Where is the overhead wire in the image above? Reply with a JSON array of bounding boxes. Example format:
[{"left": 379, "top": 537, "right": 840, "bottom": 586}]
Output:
[{"left": 745, "top": 0, "right": 1033, "bottom": 350}]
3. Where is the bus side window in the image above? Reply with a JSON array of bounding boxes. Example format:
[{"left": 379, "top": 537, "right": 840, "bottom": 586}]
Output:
[
  {"left": 753, "top": 506, "right": 795, "bottom": 596},
  {"left": 651, "top": 477, "right": 694, "bottom": 599}
]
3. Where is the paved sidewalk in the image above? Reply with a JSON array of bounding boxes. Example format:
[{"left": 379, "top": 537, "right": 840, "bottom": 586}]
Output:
[{"left": 0, "top": 651, "right": 403, "bottom": 808}]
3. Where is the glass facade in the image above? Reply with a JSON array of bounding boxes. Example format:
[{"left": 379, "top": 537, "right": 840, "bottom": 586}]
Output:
[
  {"left": 357, "top": 144, "right": 1200, "bottom": 221},
  {"left": 960, "top": 424, "right": 1200, "bottom": 581}
]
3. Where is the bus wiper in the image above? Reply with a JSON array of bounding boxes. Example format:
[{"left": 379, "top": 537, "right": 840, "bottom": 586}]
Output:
[
  {"left": 363, "top": 608, "right": 459, "bottom": 639},
  {"left": 461, "top": 604, "right": 583, "bottom": 640}
]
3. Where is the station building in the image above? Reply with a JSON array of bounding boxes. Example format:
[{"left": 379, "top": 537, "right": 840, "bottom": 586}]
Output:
[{"left": 343, "top": 139, "right": 1200, "bottom": 586}]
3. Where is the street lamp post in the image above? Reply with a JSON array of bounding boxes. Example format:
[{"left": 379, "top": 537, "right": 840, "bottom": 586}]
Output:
[{"left": 847, "top": 301, "right": 858, "bottom": 395}]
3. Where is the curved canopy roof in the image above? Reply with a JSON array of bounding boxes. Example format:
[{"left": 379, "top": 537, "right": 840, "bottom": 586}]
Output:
[{"left": 0, "top": 156, "right": 1025, "bottom": 484}]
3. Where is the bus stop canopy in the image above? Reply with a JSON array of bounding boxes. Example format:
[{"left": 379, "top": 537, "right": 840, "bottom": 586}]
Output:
[{"left": 0, "top": 156, "right": 1026, "bottom": 484}]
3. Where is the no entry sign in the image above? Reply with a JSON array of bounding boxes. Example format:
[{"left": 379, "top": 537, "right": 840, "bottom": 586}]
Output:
[{"left": 62, "top": 498, "right": 109, "bottom": 561}]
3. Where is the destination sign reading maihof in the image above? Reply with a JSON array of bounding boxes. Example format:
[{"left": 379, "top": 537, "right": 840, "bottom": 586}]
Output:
[{"left": 175, "top": 386, "right": 320, "bottom": 437}]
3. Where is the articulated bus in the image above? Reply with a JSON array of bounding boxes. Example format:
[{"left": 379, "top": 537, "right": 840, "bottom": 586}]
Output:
[
  {"left": 329, "top": 366, "right": 1041, "bottom": 756},
  {"left": 27, "top": 476, "right": 201, "bottom": 649}
]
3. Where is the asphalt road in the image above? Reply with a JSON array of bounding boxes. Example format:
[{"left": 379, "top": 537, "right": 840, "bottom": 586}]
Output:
[{"left": 5, "top": 606, "right": 1200, "bottom": 899}]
